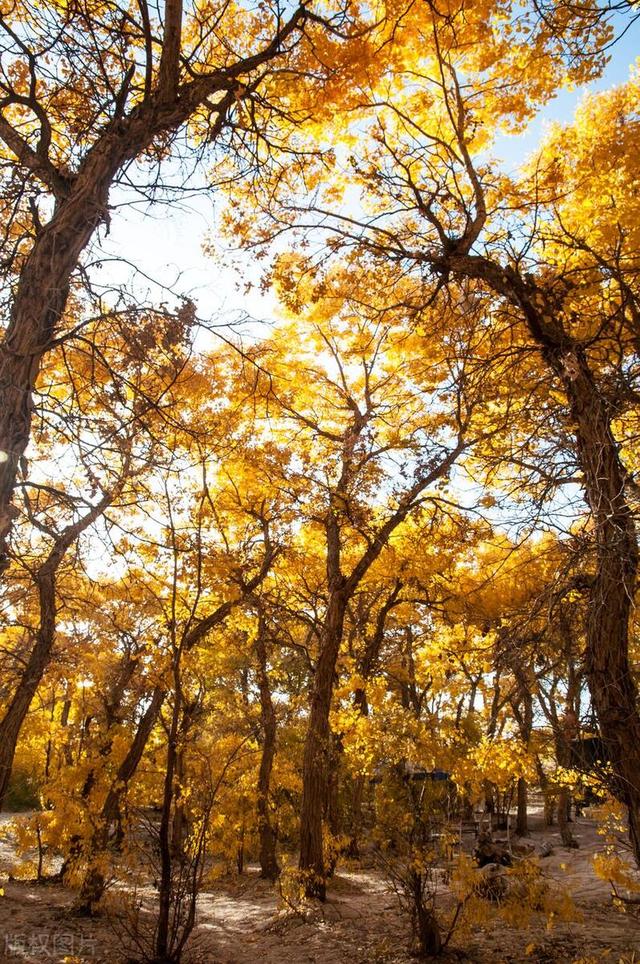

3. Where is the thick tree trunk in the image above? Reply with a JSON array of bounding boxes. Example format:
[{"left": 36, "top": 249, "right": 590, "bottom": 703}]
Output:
[
  {"left": 299, "top": 591, "right": 346, "bottom": 900},
  {"left": 0, "top": 171, "right": 115, "bottom": 565},
  {"left": 557, "top": 353, "right": 640, "bottom": 859},
  {"left": 255, "top": 623, "right": 279, "bottom": 881},
  {"left": 448, "top": 254, "right": 640, "bottom": 864},
  {"left": 0, "top": 9, "right": 309, "bottom": 565}
]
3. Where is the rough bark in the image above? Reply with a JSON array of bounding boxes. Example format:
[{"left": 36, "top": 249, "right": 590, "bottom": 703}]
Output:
[
  {"left": 560, "top": 351, "right": 640, "bottom": 858},
  {"left": 299, "top": 590, "right": 347, "bottom": 900},
  {"left": 446, "top": 252, "right": 640, "bottom": 864},
  {"left": 0, "top": 4, "right": 310, "bottom": 567},
  {"left": 255, "top": 619, "right": 279, "bottom": 880}
]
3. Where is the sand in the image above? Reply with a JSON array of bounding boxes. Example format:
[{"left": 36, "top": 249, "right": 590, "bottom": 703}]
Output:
[{"left": 0, "top": 815, "right": 638, "bottom": 963}]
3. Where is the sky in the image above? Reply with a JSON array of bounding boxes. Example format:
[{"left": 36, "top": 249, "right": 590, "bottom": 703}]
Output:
[
  {"left": 96, "top": 16, "right": 640, "bottom": 342},
  {"left": 495, "top": 15, "right": 640, "bottom": 168},
  {"left": 68, "top": 14, "right": 640, "bottom": 569}
]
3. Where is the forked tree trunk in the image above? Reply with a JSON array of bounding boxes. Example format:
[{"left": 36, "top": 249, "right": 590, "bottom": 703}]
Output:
[{"left": 298, "top": 444, "right": 464, "bottom": 897}]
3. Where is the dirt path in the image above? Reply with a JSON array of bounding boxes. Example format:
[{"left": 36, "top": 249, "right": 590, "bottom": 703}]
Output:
[{"left": 0, "top": 816, "right": 638, "bottom": 962}]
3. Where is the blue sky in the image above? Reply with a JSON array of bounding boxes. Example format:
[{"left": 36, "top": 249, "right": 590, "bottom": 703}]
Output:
[
  {"left": 495, "top": 15, "right": 640, "bottom": 170},
  {"left": 96, "top": 17, "right": 640, "bottom": 335}
]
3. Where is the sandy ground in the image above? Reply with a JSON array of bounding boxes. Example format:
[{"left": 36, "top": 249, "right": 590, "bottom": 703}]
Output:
[{"left": 0, "top": 815, "right": 638, "bottom": 963}]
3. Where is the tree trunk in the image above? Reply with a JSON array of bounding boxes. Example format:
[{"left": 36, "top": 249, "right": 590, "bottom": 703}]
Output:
[
  {"left": 412, "top": 872, "right": 442, "bottom": 958},
  {"left": 346, "top": 774, "right": 366, "bottom": 858},
  {"left": 557, "top": 786, "right": 578, "bottom": 849},
  {"left": 299, "top": 591, "right": 346, "bottom": 900},
  {"left": 0, "top": 578, "right": 55, "bottom": 806},
  {"left": 0, "top": 177, "right": 113, "bottom": 565},
  {"left": 448, "top": 254, "right": 640, "bottom": 865},
  {"left": 325, "top": 732, "right": 343, "bottom": 878},
  {"left": 516, "top": 778, "right": 528, "bottom": 837},
  {"left": 155, "top": 682, "right": 181, "bottom": 961},
  {"left": 236, "top": 813, "right": 245, "bottom": 875},
  {"left": 563, "top": 351, "right": 640, "bottom": 861},
  {"left": 536, "top": 760, "right": 555, "bottom": 826},
  {"left": 544, "top": 791, "right": 555, "bottom": 827},
  {"left": 553, "top": 713, "right": 579, "bottom": 850},
  {"left": 297, "top": 428, "right": 461, "bottom": 898},
  {"left": 345, "top": 582, "right": 402, "bottom": 857},
  {"left": 0, "top": 11, "right": 310, "bottom": 564},
  {"left": 0, "top": 485, "right": 114, "bottom": 807},
  {"left": 255, "top": 622, "right": 279, "bottom": 880},
  {"left": 170, "top": 701, "right": 198, "bottom": 863},
  {"left": 0, "top": 553, "right": 63, "bottom": 806},
  {"left": 76, "top": 687, "right": 165, "bottom": 913}
]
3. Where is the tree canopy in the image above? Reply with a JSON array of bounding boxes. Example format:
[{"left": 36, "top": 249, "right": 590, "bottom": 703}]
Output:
[{"left": 0, "top": 0, "right": 639, "bottom": 960}]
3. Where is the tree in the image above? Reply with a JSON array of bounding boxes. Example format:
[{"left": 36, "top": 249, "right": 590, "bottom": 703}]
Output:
[
  {"left": 226, "top": 277, "right": 500, "bottom": 896},
  {"left": 0, "top": 0, "right": 376, "bottom": 566},
  {"left": 0, "top": 304, "right": 193, "bottom": 807},
  {"left": 226, "top": 7, "right": 640, "bottom": 861}
]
